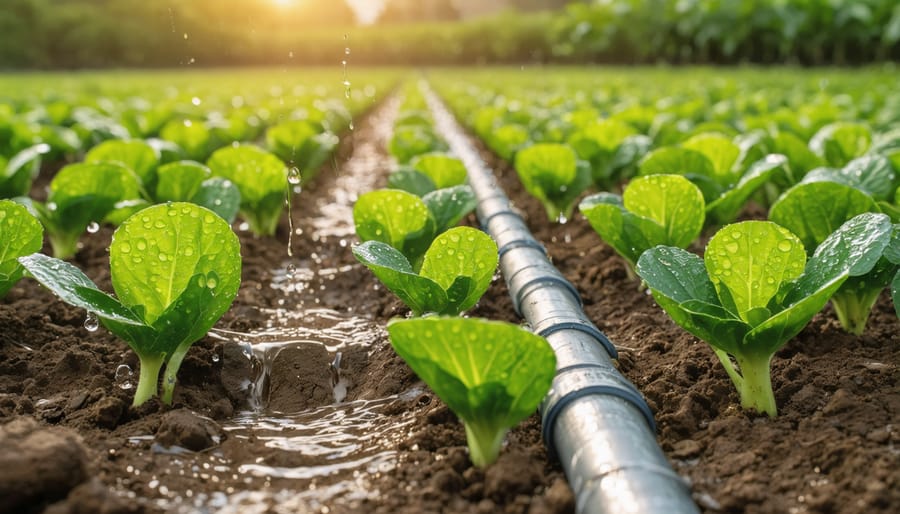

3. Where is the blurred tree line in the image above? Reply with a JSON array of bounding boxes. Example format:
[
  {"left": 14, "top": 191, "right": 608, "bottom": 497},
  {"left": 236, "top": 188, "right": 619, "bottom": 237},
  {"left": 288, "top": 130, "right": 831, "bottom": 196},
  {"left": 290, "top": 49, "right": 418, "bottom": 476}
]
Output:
[{"left": 0, "top": 0, "right": 897, "bottom": 69}]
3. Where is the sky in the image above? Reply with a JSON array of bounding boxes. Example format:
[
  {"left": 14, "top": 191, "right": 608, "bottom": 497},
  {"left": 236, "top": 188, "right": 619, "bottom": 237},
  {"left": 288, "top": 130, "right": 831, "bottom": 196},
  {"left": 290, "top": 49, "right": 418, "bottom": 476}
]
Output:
[{"left": 344, "top": 0, "right": 385, "bottom": 24}]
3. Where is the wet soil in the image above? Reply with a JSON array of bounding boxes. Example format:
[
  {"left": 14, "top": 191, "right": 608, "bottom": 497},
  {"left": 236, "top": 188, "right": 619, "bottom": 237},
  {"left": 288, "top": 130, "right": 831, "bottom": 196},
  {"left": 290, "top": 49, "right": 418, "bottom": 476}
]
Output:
[{"left": 1, "top": 87, "right": 897, "bottom": 514}]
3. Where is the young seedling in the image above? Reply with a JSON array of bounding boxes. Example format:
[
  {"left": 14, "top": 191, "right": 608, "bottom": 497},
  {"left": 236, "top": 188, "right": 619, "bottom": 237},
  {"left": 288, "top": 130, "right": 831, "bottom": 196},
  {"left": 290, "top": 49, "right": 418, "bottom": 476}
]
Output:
[
  {"left": 387, "top": 317, "right": 556, "bottom": 467},
  {"left": 809, "top": 122, "right": 871, "bottom": 167},
  {"left": 388, "top": 125, "right": 447, "bottom": 164},
  {"left": 705, "top": 154, "right": 788, "bottom": 225},
  {"left": 770, "top": 180, "right": 889, "bottom": 334},
  {"left": 514, "top": 143, "right": 592, "bottom": 222},
  {"left": 28, "top": 162, "right": 142, "bottom": 259},
  {"left": 353, "top": 226, "right": 497, "bottom": 316},
  {"left": 409, "top": 153, "right": 468, "bottom": 189},
  {"left": 207, "top": 145, "right": 288, "bottom": 235},
  {"left": 637, "top": 214, "right": 892, "bottom": 416},
  {"left": 0, "top": 200, "right": 43, "bottom": 297},
  {"left": 85, "top": 139, "right": 160, "bottom": 197},
  {"left": 580, "top": 174, "right": 705, "bottom": 276},
  {"left": 19, "top": 202, "right": 241, "bottom": 406},
  {"left": 0, "top": 144, "right": 49, "bottom": 199},
  {"left": 265, "top": 120, "right": 338, "bottom": 173},
  {"left": 638, "top": 146, "right": 721, "bottom": 202},
  {"left": 155, "top": 161, "right": 241, "bottom": 223}
]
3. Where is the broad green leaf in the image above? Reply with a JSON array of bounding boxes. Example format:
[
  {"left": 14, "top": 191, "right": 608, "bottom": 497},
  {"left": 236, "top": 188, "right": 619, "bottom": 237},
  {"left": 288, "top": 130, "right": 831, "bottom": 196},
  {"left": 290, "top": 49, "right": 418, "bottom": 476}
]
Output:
[
  {"left": 706, "top": 221, "right": 806, "bottom": 324},
  {"left": 567, "top": 119, "right": 637, "bottom": 160},
  {"left": 160, "top": 119, "right": 211, "bottom": 162},
  {"left": 707, "top": 154, "right": 788, "bottom": 225},
  {"left": 410, "top": 153, "right": 467, "bottom": 189},
  {"left": 638, "top": 146, "right": 722, "bottom": 202},
  {"left": 387, "top": 317, "right": 555, "bottom": 467},
  {"left": 770, "top": 181, "right": 878, "bottom": 253},
  {"left": 580, "top": 193, "right": 666, "bottom": 268},
  {"left": 85, "top": 140, "right": 158, "bottom": 191},
  {"left": 155, "top": 161, "right": 210, "bottom": 203},
  {"left": 515, "top": 143, "right": 590, "bottom": 221},
  {"left": 623, "top": 174, "right": 705, "bottom": 248},
  {"left": 682, "top": 133, "right": 741, "bottom": 185},
  {"left": 352, "top": 240, "right": 447, "bottom": 316},
  {"left": 110, "top": 202, "right": 241, "bottom": 325},
  {"left": 422, "top": 185, "right": 477, "bottom": 234},
  {"left": 387, "top": 168, "right": 437, "bottom": 197},
  {"left": 18, "top": 253, "right": 143, "bottom": 326},
  {"left": 809, "top": 122, "right": 871, "bottom": 168},
  {"left": 1, "top": 144, "right": 48, "bottom": 199},
  {"left": 0, "top": 200, "right": 43, "bottom": 297},
  {"left": 770, "top": 132, "right": 823, "bottom": 182},
  {"left": 353, "top": 189, "right": 437, "bottom": 267},
  {"left": 191, "top": 177, "right": 241, "bottom": 224},
  {"left": 43, "top": 162, "right": 142, "bottom": 258},
  {"left": 802, "top": 155, "right": 895, "bottom": 201},
  {"left": 490, "top": 124, "right": 530, "bottom": 161},
  {"left": 419, "top": 227, "right": 498, "bottom": 314},
  {"left": 265, "top": 120, "right": 317, "bottom": 164},
  {"left": 389, "top": 126, "right": 446, "bottom": 164},
  {"left": 207, "top": 145, "right": 287, "bottom": 235}
]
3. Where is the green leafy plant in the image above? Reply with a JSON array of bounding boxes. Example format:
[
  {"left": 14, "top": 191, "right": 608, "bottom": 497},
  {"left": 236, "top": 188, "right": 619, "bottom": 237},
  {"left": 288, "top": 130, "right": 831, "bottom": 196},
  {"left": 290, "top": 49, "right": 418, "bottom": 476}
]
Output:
[
  {"left": 0, "top": 200, "right": 43, "bottom": 297},
  {"left": 353, "top": 226, "right": 497, "bottom": 316},
  {"left": 770, "top": 180, "right": 890, "bottom": 334},
  {"left": 0, "top": 144, "right": 49, "bottom": 199},
  {"left": 207, "top": 145, "right": 287, "bottom": 235},
  {"left": 265, "top": 120, "right": 338, "bottom": 173},
  {"left": 160, "top": 119, "right": 212, "bottom": 162},
  {"left": 387, "top": 317, "right": 556, "bottom": 467},
  {"left": 409, "top": 153, "right": 468, "bottom": 189},
  {"left": 155, "top": 161, "right": 241, "bottom": 223},
  {"left": 27, "top": 162, "right": 141, "bottom": 259},
  {"left": 638, "top": 146, "right": 721, "bottom": 202},
  {"left": 19, "top": 202, "right": 241, "bottom": 406},
  {"left": 514, "top": 143, "right": 591, "bottom": 222},
  {"left": 387, "top": 167, "right": 438, "bottom": 197},
  {"left": 580, "top": 174, "right": 705, "bottom": 276},
  {"left": 353, "top": 189, "right": 437, "bottom": 270},
  {"left": 705, "top": 154, "right": 788, "bottom": 225},
  {"left": 809, "top": 122, "right": 871, "bottom": 167},
  {"left": 637, "top": 214, "right": 893, "bottom": 416},
  {"left": 84, "top": 139, "right": 159, "bottom": 197},
  {"left": 388, "top": 125, "right": 447, "bottom": 164}
]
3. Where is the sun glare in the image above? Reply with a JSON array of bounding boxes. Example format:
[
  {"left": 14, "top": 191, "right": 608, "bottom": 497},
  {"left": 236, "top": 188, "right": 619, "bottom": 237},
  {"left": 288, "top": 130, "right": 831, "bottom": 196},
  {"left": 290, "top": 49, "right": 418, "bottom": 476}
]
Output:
[{"left": 271, "top": 0, "right": 294, "bottom": 7}]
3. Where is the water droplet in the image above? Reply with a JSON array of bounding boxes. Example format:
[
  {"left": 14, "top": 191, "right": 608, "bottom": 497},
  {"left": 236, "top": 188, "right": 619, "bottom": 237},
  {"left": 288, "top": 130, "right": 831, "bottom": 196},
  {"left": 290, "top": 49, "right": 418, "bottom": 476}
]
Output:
[
  {"left": 557, "top": 213, "right": 568, "bottom": 224},
  {"left": 115, "top": 364, "right": 133, "bottom": 390},
  {"left": 731, "top": 232, "right": 742, "bottom": 240},
  {"left": 212, "top": 354, "right": 220, "bottom": 363},
  {"left": 288, "top": 167, "right": 302, "bottom": 185},
  {"left": 777, "top": 240, "right": 793, "bottom": 252},
  {"left": 725, "top": 243, "right": 739, "bottom": 253},
  {"left": 84, "top": 312, "right": 99, "bottom": 332},
  {"left": 86, "top": 221, "right": 100, "bottom": 233}
]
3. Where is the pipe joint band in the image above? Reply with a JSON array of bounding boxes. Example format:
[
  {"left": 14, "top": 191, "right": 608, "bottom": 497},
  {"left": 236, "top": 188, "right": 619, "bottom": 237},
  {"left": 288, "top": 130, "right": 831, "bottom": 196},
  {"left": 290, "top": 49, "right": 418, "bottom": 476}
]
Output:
[
  {"left": 513, "top": 276, "right": 582, "bottom": 316},
  {"left": 542, "top": 364, "right": 656, "bottom": 458},
  {"left": 498, "top": 238, "right": 547, "bottom": 259},
  {"left": 479, "top": 209, "right": 520, "bottom": 232},
  {"left": 536, "top": 321, "right": 617, "bottom": 359}
]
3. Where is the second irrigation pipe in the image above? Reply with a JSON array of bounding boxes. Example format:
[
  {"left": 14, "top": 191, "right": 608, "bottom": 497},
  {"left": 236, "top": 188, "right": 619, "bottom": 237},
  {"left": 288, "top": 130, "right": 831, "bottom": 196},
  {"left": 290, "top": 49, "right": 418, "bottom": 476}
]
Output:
[{"left": 424, "top": 82, "right": 699, "bottom": 514}]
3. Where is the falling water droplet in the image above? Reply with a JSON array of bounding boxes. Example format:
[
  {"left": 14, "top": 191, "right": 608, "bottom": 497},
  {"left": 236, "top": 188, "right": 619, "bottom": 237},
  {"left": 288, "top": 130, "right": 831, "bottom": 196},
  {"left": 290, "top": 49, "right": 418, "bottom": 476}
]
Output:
[
  {"left": 115, "top": 364, "right": 134, "bottom": 390},
  {"left": 84, "top": 312, "right": 99, "bottom": 332},
  {"left": 287, "top": 167, "right": 302, "bottom": 185},
  {"left": 286, "top": 263, "right": 296, "bottom": 278},
  {"left": 86, "top": 221, "right": 100, "bottom": 234},
  {"left": 212, "top": 354, "right": 220, "bottom": 363},
  {"left": 557, "top": 212, "right": 568, "bottom": 224}
]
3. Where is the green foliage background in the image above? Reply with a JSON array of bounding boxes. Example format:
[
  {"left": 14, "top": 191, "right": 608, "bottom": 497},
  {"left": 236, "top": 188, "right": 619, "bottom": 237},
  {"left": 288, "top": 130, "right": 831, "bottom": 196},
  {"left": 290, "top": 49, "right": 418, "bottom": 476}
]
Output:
[{"left": 1, "top": 0, "right": 899, "bottom": 68}]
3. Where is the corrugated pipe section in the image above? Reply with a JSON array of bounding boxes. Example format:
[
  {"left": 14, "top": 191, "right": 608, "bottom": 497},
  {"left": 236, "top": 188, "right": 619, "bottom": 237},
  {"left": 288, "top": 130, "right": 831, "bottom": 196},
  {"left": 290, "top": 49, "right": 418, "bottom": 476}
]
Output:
[{"left": 423, "top": 81, "right": 699, "bottom": 514}]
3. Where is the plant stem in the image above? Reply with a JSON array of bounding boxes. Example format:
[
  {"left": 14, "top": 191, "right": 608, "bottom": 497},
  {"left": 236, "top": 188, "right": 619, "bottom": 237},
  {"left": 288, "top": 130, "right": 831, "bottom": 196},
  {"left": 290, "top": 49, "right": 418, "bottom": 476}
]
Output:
[
  {"left": 161, "top": 344, "right": 191, "bottom": 405},
  {"left": 464, "top": 421, "right": 506, "bottom": 468},
  {"left": 735, "top": 354, "right": 777, "bottom": 417},
  {"left": 133, "top": 354, "right": 164, "bottom": 407},
  {"left": 49, "top": 232, "right": 80, "bottom": 260},
  {"left": 831, "top": 289, "right": 881, "bottom": 336}
]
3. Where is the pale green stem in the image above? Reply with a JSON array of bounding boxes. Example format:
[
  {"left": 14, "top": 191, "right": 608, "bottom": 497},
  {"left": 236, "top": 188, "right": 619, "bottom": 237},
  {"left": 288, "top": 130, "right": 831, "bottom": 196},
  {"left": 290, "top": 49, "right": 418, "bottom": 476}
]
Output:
[
  {"left": 464, "top": 421, "right": 507, "bottom": 468},
  {"left": 735, "top": 354, "right": 777, "bottom": 417},
  {"left": 161, "top": 344, "right": 192, "bottom": 405},
  {"left": 133, "top": 354, "right": 164, "bottom": 407},
  {"left": 831, "top": 289, "right": 881, "bottom": 336}
]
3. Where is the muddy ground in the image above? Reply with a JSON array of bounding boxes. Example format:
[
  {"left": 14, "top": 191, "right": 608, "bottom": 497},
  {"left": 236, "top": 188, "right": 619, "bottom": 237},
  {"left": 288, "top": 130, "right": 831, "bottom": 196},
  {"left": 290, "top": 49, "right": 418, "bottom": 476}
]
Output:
[{"left": 1, "top": 90, "right": 898, "bottom": 514}]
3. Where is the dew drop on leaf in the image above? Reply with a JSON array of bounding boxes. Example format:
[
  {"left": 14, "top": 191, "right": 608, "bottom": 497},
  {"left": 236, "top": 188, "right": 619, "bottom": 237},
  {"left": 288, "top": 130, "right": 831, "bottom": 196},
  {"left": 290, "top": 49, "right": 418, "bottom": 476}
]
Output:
[{"left": 288, "top": 167, "right": 302, "bottom": 185}]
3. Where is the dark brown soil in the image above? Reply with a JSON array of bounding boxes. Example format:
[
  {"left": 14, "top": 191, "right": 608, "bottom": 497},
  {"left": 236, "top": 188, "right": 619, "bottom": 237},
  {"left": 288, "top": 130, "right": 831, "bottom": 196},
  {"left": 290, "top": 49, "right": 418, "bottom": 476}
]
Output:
[{"left": 1, "top": 88, "right": 897, "bottom": 514}]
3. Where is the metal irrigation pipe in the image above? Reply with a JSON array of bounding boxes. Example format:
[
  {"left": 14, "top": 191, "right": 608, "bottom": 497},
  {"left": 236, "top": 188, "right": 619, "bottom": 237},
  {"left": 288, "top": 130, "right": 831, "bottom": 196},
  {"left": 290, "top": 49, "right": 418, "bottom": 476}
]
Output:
[{"left": 423, "top": 81, "right": 699, "bottom": 514}]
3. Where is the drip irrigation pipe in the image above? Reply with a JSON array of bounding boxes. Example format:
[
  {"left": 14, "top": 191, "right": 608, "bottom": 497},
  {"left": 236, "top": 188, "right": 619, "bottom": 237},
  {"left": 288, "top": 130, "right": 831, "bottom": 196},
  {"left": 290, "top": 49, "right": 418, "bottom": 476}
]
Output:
[{"left": 423, "top": 82, "right": 699, "bottom": 514}]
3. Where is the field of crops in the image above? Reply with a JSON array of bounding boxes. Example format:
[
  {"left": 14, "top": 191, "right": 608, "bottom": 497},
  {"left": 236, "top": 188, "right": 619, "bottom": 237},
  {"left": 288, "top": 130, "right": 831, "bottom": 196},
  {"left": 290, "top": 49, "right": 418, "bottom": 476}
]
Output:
[{"left": 0, "top": 65, "right": 898, "bottom": 514}]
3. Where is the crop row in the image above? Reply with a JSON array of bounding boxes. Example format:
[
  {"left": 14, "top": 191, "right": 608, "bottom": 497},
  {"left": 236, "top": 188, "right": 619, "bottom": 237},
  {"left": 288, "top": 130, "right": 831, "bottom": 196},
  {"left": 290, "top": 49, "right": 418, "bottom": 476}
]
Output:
[
  {"left": 433, "top": 68, "right": 900, "bottom": 417},
  {"left": 350, "top": 84, "right": 556, "bottom": 468},
  {"left": 0, "top": 71, "right": 395, "bottom": 408}
]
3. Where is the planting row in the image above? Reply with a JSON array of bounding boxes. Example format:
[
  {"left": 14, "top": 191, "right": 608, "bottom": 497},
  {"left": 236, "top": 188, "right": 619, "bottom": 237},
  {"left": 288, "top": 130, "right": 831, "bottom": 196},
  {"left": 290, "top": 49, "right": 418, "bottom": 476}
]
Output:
[
  {"left": 432, "top": 68, "right": 900, "bottom": 417},
  {"left": 350, "top": 86, "right": 557, "bottom": 468}
]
